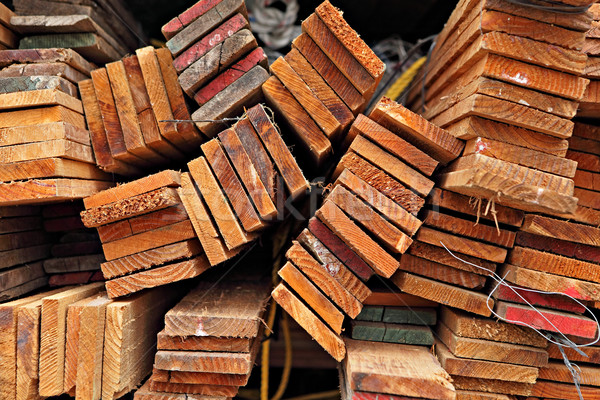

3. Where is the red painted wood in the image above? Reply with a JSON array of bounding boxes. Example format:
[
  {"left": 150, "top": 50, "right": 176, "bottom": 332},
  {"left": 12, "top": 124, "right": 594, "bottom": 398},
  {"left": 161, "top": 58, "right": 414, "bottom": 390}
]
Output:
[
  {"left": 492, "top": 284, "right": 585, "bottom": 313},
  {"left": 173, "top": 13, "right": 248, "bottom": 73},
  {"left": 308, "top": 217, "right": 374, "bottom": 281},
  {"left": 194, "top": 47, "right": 267, "bottom": 106},
  {"left": 162, "top": 0, "right": 223, "bottom": 39}
]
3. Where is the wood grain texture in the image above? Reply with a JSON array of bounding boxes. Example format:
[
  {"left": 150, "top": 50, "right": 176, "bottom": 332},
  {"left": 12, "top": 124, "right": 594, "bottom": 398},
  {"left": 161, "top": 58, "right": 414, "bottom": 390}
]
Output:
[
  {"left": 515, "top": 231, "right": 600, "bottom": 265},
  {"left": 435, "top": 340, "right": 539, "bottom": 384},
  {"left": 531, "top": 380, "right": 600, "bottom": 400},
  {"left": 202, "top": 138, "right": 263, "bottom": 232},
  {"left": 335, "top": 152, "right": 425, "bottom": 214},
  {"left": 539, "top": 361, "right": 600, "bottom": 386},
  {"left": 0, "top": 88, "right": 82, "bottom": 113},
  {"left": 272, "top": 283, "right": 345, "bottom": 362},
  {"left": 278, "top": 261, "right": 344, "bottom": 334},
  {"left": 161, "top": 0, "right": 227, "bottom": 39},
  {"left": 349, "top": 135, "right": 434, "bottom": 197},
  {"left": 262, "top": 75, "right": 332, "bottom": 165},
  {"left": 296, "top": 228, "right": 371, "bottom": 302},
  {"left": 307, "top": 217, "right": 374, "bottom": 281},
  {"left": 38, "top": 283, "right": 104, "bottom": 396},
  {"left": 521, "top": 214, "right": 600, "bottom": 247},
  {"left": 343, "top": 338, "right": 454, "bottom": 399},
  {"left": 439, "top": 306, "right": 547, "bottom": 348},
  {"left": 392, "top": 271, "right": 493, "bottom": 317},
  {"left": 188, "top": 156, "right": 254, "bottom": 250},
  {"left": 246, "top": 104, "right": 309, "bottom": 200},
  {"left": 451, "top": 376, "right": 532, "bottom": 396},
  {"left": 286, "top": 242, "right": 362, "bottom": 318},
  {"left": 491, "top": 280, "right": 586, "bottom": 314},
  {"left": 0, "top": 48, "right": 95, "bottom": 74},
  {"left": 317, "top": 200, "right": 399, "bottom": 278},
  {"left": 148, "top": 380, "right": 238, "bottom": 396},
  {"left": 0, "top": 179, "right": 113, "bottom": 207},
  {"left": 399, "top": 254, "right": 487, "bottom": 289},
  {"left": 164, "top": 281, "right": 269, "bottom": 338},
  {"left": 436, "top": 322, "right": 547, "bottom": 367},
  {"left": 157, "top": 329, "right": 251, "bottom": 352},
  {"left": 154, "top": 344, "right": 259, "bottom": 375},
  {"left": 0, "top": 104, "right": 84, "bottom": 130},
  {"left": 292, "top": 33, "right": 364, "bottom": 114},
  {"left": 152, "top": 368, "right": 249, "bottom": 386}
]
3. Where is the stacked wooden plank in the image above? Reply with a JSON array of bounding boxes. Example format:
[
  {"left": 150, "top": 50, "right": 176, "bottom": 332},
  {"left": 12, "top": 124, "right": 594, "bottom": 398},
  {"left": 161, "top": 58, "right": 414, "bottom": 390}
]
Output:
[
  {"left": 81, "top": 170, "right": 211, "bottom": 298},
  {"left": 579, "top": 3, "right": 600, "bottom": 117},
  {"left": 42, "top": 201, "right": 105, "bottom": 287},
  {"left": 0, "top": 281, "right": 183, "bottom": 400},
  {"left": 0, "top": 205, "right": 51, "bottom": 301},
  {"left": 339, "top": 338, "right": 455, "bottom": 400},
  {"left": 407, "top": 0, "right": 590, "bottom": 215},
  {"left": 391, "top": 187, "right": 523, "bottom": 317},
  {"left": 178, "top": 103, "right": 309, "bottom": 267},
  {"left": 435, "top": 306, "right": 549, "bottom": 399},
  {"left": 79, "top": 46, "right": 201, "bottom": 176},
  {"left": 272, "top": 97, "right": 463, "bottom": 361},
  {"left": 0, "top": 3, "right": 19, "bottom": 49},
  {"left": 161, "top": 0, "right": 269, "bottom": 137},
  {"left": 12, "top": 0, "right": 145, "bottom": 63},
  {"left": 0, "top": 49, "right": 114, "bottom": 206},
  {"left": 263, "top": 0, "right": 385, "bottom": 165},
  {"left": 136, "top": 280, "right": 270, "bottom": 399}
]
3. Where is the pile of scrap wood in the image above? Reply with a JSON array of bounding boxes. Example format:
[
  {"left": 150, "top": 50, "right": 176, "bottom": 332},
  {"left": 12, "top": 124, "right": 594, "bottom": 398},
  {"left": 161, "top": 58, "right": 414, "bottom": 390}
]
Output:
[
  {"left": 80, "top": 170, "right": 210, "bottom": 298},
  {"left": 272, "top": 96, "right": 463, "bottom": 360},
  {"left": 79, "top": 46, "right": 200, "bottom": 174},
  {"left": 406, "top": 0, "right": 590, "bottom": 215},
  {"left": 42, "top": 201, "right": 105, "bottom": 287},
  {"left": 0, "top": 48, "right": 114, "bottom": 206},
  {"left": 136, "top": 280, "right": 270, "bottom": 398},
  {"left": 0, "top": 3, "right": 18, "bottom": 49},
  {"left": 264, "top": 0, "right": 385, "bottom": 165},
  {"left": 162, "top": 0, "right": 269, "bottom": 137},
  {"left": 11, "top": 0, "right": 144, "bottom": 63}
]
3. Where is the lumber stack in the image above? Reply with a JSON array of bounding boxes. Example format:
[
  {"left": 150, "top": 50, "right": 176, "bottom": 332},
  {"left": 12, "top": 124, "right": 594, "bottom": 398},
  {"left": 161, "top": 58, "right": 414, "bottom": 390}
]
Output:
[
  {"left": 264, "top": 0, "right": 385, "bottom": 165},
  {"left": 407, "top": 0, "right": 590, "bottom": 215},
  {"left": 339, "top": 338, "right": 455, "bottom": 400},
  {"left": 79, "top": 46, "right": 200, "bottom": 176},
  {"left": 272, "top": 97, "right": 463, "bottom": 361},
  {"left": 178, "top": 103, "right": 309, "bottom": 266},
  {"left": 136, "top": 280, "right": 270, "bottom": 399},
  {"left": 161, "top": 0, "right": 269, "bottom": 137},
  {"left": 81, "top": 170, "right": 211, "bottom": 298},
  {"left": 0, "top": 3, "right": 19, "bottom": 49},
  {"left": 42, "top": 201, "right": 105, "bottom": 287},
  {"left": 435, "top": 306, "right": 549, "bottom": 399},
  {"left": 0, "top": 48, "right": 115, "bottom": 206},
  {"left": 0, "top": 282, "right": 184, "bottom": 400},
  {"left": 390, "top": 187, "right": 522, "bottom": 317},
  {"left": 579, "top": 3, "right": 600, "bottom": 117},
  {"left": 0, "top": 205, "right": 52, "bottom": 301},
  {"left": 11, "top": 0, "right": 145, "bottom": 63}
]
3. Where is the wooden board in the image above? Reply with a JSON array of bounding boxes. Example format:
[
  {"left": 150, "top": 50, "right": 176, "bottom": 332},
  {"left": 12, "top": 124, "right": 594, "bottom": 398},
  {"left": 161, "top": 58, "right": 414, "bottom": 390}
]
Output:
[
  {"left": 335, "top": 152, "right": 425, "bottom": 214},
  {"left": 292, "top": 33, "right": 364, "bottom": 114},
  {"left": 427, "top": 188, "right": 524, "bottom": 227},
  {"left": 521, "top": 214, "right": 600, "bottom": 247},
  {"left": 188, "top": 156, "right": 254, "bottom": 250},
  {"left": 178, "top": 29, "right": 257, "bottom": 96},
  {"left": 262, "top": 75, "right": 332, "bottom": 165},
  {"left": 83, "top": 169, "right": 180, "bottom": 209},
  {"left": 328, "top": 185, "right": 412, "bottom": 253},
  {"left": 307, "top": 218, "right": 374, "bottom": 281},
  {"left": 399, "top": 254, "right": 487, "bottom": 289},
  {"left": 152, "top": 368, "right": 249, "bottom": 386},
  {"left": 0, "top": 88, "right": 82, "bottom": 113},
  {"left": 154, "top": 347, "right": 258, "bottom": 375},
  {"left": 317, "top": 200, "right": 399, "bottom": 278},
  {"left": 491, "top": 281, "right": 586, "bottom": 314},
  {"left": 538, "top": 361, "right": 600, "bottom": 387},
  {"left": 162, "top": 0, "right": 245, "bottom": 39},
  {"left": 531, "top": 380, "right": 600, "bottom": 400},
  {"left": 436, "top": 322, "right": 547, "bottom": 367},
  {"left": 105, "top": 255, "right": 211, "bottom": 298},
  {"left": 515, "top": 231, "right": 600, "bottom": 265},
  {"left": 370, "top": 97, "right": 464, "bottom": 165},
  {"left": 272, "top": 283, "right": 345, "bottom": 361},
  {"left": 0, "top": 179, "right": 113, "bottom": 206},
  {"left": 157, "top": 329, "right": 251, "bottom": 352},
  {"left": 19, "top": 33, "right": 121, "bottom": 64},
  {"left": 349, "top": 135, "right": 434, "bottom": 197},
  {"left": 0, "top": 104, "right": 84, "bottom": 130},
  {"left": 343, "top": 338, "right": 455, "bottom": 399},
  {"left": 435, "top": 341, "right": 538, "bottom": 384},
  {"left": 0, "top": 48, "right": 96, "bottom": 75},
  {"left": 392, "top": 272, "right": 493, "bottom": 317},
  {"left": 38, "top": 282, "right": 104, "bottom": 396},
  {"left": 278, "top": 261, "right": 344, "bottom": 334},
  {"left": 439, "top": 306, "right": 547, "bottom": 348},
  {"left": 494, "top": 299, "right": 598, "bottom": 339},
  {"left": 246, "top": 104, "right": 309, "bottom": 200},
  {"left": 286, "top": 242, "right": 362, "bottom": 318},
  {"left": 451, "top": 376, "right": 532, "bottom": 397}
]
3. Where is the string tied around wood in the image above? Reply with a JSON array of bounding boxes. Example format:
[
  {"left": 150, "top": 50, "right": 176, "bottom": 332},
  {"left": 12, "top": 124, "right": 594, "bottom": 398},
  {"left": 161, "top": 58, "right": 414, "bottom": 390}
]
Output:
[
  {"left": 469, "top": 194, "right": 500, "bottom": 235},
  {"left": 441, "top": 242, "right": 600, "bottom": 400}
]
